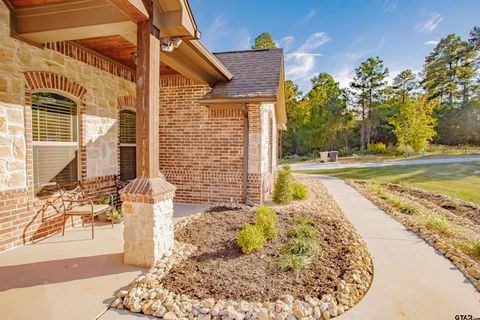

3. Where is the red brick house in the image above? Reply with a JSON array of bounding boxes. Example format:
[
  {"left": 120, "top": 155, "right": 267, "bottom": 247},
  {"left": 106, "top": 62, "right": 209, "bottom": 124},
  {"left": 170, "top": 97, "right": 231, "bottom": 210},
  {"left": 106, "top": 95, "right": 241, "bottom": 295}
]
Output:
[{"left": 0, "top": 0, "right": 286, "bottom": 254}]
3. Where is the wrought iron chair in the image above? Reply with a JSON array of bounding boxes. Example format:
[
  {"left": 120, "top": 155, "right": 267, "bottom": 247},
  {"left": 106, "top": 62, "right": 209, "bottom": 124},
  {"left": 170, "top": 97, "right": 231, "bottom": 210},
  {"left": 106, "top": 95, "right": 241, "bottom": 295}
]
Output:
[{"left": 58, "top": 182, "right": 113, "bottom": 239}]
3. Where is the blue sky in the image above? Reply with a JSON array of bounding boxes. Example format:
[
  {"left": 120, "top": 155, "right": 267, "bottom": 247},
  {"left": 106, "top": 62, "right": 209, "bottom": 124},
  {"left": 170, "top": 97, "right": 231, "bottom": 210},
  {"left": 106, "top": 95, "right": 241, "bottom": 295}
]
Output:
[{"left": 190, "top": 0, "right": 480, "bottom": 93}]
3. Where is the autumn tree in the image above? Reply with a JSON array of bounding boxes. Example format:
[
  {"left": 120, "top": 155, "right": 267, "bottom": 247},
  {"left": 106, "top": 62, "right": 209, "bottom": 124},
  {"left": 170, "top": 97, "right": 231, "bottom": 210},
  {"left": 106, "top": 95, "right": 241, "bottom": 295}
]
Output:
[
  {"left": 252, "top": 32, "right": 276, "bottom": 49},
  {"left": 390, "top": 95, "right": 438, "bottom": 154}
]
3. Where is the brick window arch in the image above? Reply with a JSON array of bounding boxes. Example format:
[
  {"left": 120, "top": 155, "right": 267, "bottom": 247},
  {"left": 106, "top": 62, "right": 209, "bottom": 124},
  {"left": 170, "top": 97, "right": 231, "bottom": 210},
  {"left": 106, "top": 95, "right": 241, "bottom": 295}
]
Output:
[
  {"left": 24, "top": 72, "right": 87, "bottom": 197},
  {"left": 117, "top": 96, "right": 136, "bottom": 182}
]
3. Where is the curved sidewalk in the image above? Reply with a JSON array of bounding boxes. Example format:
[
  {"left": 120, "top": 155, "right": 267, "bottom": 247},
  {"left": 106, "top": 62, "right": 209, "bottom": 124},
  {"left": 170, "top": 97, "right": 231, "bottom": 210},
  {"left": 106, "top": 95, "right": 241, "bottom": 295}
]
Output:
[{"left": 315, "top": 175, "right": 480, "bottom": 320}]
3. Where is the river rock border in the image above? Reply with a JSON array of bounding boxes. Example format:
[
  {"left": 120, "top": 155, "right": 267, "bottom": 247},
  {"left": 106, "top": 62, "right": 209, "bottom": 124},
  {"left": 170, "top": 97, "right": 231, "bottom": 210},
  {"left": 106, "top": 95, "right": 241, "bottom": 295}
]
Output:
[{"left": 111, "top": 207, "right": 373, "bottom": 320}]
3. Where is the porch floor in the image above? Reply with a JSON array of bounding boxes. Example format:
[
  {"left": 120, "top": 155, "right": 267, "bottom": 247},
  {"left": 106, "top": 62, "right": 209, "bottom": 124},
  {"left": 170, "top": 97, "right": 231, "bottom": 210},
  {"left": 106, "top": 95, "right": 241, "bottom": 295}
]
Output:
[{"left": 0, "top": 202, "right": 204, "bottom": 320}]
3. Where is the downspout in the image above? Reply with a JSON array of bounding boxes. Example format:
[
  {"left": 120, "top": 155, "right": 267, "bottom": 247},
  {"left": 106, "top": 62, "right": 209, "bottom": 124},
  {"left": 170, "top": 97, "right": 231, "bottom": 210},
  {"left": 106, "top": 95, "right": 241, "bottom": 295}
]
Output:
[{"left": 241, "top": 103, "right": 249, "bottom": 204}]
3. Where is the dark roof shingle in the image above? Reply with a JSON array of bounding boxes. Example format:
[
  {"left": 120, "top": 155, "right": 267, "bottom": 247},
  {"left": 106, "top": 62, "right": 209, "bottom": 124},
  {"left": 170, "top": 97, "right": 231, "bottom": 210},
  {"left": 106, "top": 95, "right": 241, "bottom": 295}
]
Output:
[{"left": 202, "top": 48, "right": 283, "bottom": 101}]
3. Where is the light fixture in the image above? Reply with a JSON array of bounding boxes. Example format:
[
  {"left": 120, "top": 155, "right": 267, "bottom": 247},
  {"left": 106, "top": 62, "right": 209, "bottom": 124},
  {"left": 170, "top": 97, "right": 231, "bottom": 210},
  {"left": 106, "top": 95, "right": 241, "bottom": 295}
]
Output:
[{"left": 160, "top": 37, "right": 183, "bottom": 52}]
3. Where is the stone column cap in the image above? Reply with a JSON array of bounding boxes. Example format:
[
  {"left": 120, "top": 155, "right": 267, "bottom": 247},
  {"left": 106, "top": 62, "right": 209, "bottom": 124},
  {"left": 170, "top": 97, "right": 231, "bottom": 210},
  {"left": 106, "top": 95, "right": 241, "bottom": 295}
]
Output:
[{"left": 120, "top": 177, "right": 176, "bottom": 203}]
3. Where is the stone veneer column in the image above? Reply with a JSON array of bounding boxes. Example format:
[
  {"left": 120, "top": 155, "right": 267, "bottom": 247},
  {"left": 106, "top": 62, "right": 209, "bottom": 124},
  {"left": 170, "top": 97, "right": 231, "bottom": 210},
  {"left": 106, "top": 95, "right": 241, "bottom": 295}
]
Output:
[{"left": 120, "top": 177, "right": 176, "bottom": 267}]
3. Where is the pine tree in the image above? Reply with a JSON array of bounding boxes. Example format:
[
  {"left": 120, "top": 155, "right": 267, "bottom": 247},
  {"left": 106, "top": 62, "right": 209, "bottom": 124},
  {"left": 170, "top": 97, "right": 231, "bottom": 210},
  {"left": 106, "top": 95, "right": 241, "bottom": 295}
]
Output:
[{"left": 252, "top": 32, "right": 276, "bottom": 49}]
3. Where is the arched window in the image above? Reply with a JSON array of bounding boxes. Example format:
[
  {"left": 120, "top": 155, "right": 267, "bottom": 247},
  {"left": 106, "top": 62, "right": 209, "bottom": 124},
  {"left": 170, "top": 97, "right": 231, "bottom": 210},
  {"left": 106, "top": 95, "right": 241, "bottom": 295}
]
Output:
[
  {"left": 119, "top": 109, "right": 136, "bottom": 181},
  {"left": 32, "top": 92, "right": 78, "bottom": 196}
]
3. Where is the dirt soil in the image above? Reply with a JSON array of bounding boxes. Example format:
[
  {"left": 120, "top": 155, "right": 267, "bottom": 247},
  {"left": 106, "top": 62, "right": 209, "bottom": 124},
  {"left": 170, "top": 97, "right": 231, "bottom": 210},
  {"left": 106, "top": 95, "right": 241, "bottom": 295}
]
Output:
[
  {"left": 383, "top": 183, "right": 480, "bottom": 225},
  {"left": 162, "top": 177, "right": 365, "bottom": 302}
]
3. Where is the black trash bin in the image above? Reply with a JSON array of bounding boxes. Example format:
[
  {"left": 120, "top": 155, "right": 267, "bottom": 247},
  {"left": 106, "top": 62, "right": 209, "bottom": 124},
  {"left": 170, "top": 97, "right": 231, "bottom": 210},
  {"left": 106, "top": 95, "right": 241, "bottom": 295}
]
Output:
[{"left": 329, "top": 151, "right": 338, "bottom": 162}]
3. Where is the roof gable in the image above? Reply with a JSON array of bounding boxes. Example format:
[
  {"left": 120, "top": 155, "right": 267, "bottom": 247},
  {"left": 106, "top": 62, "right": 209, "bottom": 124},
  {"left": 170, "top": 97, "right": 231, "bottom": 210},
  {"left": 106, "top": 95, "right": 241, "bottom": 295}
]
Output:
[{"left": 203, "top": 48, "right": 284, "bottom": 100}]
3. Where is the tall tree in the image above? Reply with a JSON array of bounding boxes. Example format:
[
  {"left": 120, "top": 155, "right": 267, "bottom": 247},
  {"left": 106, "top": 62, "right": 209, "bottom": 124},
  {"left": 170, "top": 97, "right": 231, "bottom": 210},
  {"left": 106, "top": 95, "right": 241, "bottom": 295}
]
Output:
[
  {"left": 350, "top": 57, "right": 389, "bottom": 149},
  {"left": 308, "top": 73, "right": 349, "bottom": 151},
  {"left": 390, "top": 95, "right": 438, "bottom": 154},
  {"left": 282, "top": 80, "right": 308, "bottom": 155},
  {"left": 252, "top": 32, "right": 276, "bottom": 49},
  {"left": 392, "top": 69, "right": 418, "bottom": 103}
]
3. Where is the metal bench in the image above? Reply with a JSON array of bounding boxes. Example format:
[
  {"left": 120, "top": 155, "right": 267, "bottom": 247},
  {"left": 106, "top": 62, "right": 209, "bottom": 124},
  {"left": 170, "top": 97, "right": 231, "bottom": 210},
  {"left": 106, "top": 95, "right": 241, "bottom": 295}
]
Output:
[{"left": 58, "top": 183, "right": 113, "bottom": 239}]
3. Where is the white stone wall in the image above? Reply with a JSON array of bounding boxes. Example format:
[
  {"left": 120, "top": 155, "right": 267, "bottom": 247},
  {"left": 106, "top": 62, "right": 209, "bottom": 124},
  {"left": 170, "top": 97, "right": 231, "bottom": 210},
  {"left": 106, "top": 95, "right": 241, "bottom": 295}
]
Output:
[
  {"left": 259, "top": 103, "right": 278, "bottom": 199},
  {"left": 122, "top": 199, "right": 175, "bottom": 267},
  {"left": 0, "top": 1, "right": 135, "bottom": 191},
  {"left": 260, "top": 103, "right": 278, "bottom": 174},
  {"left": 0, "top": 105, "right": 26, "bottom": 191}
]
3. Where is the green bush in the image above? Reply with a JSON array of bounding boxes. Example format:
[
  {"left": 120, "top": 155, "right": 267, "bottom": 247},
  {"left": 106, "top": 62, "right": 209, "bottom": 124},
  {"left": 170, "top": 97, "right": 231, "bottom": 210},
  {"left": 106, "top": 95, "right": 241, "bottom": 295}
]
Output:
[
  {"left": 367, "top": 142, "right": 387, "bottom": 154},
  {"left": 386, "top": 145, "right": 404, "bottom": 156},
  {"left": 293, "top": 215, "right": 317, "bottom": 227},
  {"left": 271, "top": 254, "right": 312, "bottom": 278},
  {"left": 279, "top": 237, "right": 322, "bottom": 257},
  {"left": 273, "top": 166, "right": 293, "bottom": 204},
  {"left": 291, "top": 181, "right": 307, "bottom": 200},
  {"left": 255, "top": 206, "right": 277, "bottom": 239},
  {"left": 458, "top": 240, "right": 480, "bottom": 258},
  {"left": 421, "top": 211, "right": 456, "bottom": 235},
  {"left": 237, "top": 224, "right": 266, "bottom": 254}
]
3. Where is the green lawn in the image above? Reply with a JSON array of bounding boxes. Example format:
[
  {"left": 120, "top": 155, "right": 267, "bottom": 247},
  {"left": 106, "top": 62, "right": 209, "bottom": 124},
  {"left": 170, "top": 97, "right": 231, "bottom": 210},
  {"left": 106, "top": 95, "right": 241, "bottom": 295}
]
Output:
[{"left": 297, "top": 161, "right": 480, "bottom": 205}]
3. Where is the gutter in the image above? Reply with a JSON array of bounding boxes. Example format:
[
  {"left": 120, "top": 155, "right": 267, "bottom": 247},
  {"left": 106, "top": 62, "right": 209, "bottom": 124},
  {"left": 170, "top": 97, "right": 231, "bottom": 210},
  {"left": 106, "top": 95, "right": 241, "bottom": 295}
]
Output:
[{"left": 241, "top": 103, "right": 249, "bottom": 204}]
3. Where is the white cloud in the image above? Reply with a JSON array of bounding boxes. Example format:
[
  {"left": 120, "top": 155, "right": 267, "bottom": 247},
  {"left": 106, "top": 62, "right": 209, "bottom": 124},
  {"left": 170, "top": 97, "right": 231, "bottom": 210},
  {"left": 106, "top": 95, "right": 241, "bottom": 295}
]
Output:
[
  {"left": 298, "top": 32, "right": 331, "bottom": 52},
  {"left": 298, "top": 9, "right": 316, "bottom": 25},
  {"left": 278, "top": 36, "right": 296, "bottom": 50},
  {"left": 424, "top": 40, "right": 439, "bottom": 46},
  {"left": 284, "top": 32, "right": 330, "bottom": 91},
  {"left": 234, "top": 29, "right": 251, "bottom": 50},
  {"left": 415, "top": 12, "right": 444, "bottom": 33},
  {"left": 332, "top": 65, "right": 355, "bottom": 88},
  {"left": 378, "top": 0, "right": 398, "bottom": 12},
  {"left": 202, "top": 15, "right": 229, "bottom": 48}
]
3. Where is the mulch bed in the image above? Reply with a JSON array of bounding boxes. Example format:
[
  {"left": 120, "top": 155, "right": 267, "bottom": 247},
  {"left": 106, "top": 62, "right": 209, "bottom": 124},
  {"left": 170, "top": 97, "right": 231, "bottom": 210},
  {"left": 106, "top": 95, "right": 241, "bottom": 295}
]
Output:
[
  {"left": 161, "top": 177, "right": 364, "bottom": 302},
  {"left": 383, "top": 183, "right": 480, "bottom": 225}
]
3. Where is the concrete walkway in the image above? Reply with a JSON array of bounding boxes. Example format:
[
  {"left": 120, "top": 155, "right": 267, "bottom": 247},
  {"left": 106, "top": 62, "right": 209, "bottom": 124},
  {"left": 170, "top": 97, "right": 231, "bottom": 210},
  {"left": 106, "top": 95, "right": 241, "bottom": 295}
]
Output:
[
  {"left": 315, "top": 176, "right": 480, "bottom": 320},
  {"left": 291, "top": 155, "right": 480, "bottom": 171},
  {"left": 0, "top": 202, "right": 204, "bottom": 320}
]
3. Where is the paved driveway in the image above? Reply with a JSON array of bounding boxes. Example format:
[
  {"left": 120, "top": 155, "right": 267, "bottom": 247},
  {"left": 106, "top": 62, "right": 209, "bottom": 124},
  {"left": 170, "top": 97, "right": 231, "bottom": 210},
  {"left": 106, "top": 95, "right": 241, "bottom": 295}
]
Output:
[{"left": 290, "top": 156, "right": 480, "bottom": 171}]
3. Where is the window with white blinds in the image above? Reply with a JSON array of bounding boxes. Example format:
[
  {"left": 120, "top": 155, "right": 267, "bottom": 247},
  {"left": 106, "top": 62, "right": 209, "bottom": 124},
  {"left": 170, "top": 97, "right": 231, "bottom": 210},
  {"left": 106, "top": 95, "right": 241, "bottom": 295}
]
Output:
[
  {"left": 119, "top": 109, "right": 136, "bottom": 181},
  {"left": 31, "top": 92, "right": 79, "bottom": 197}
]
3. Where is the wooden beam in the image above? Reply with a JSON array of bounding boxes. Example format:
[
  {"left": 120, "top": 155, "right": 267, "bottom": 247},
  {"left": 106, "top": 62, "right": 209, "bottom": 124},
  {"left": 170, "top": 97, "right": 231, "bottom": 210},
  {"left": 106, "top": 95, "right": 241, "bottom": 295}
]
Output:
[
  {"left": 106, "top": 0, "right": 149, "bottom": 22},
  {"left": 13, "top": 0, "right": 136, "bottom": 43},
  {"left": 135, "top": 10, "right": 160, "bottom": 178}
]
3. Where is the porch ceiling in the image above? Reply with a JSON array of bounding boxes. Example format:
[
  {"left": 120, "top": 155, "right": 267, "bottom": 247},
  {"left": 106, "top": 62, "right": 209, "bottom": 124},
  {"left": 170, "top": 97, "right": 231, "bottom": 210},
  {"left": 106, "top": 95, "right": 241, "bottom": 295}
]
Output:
[{"left": 5, "top": 0, "right": 231, "bottom": 85}]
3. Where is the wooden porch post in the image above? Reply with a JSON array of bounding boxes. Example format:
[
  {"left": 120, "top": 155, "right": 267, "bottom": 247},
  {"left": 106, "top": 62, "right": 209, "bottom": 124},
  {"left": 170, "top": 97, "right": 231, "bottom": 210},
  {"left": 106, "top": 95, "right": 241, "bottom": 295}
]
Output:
[
  {"left": 135, "top": 2, "right": 160, "bottom": 178},
  {"left": 120, "top": 1, "right": 176, "bottom": 267}
]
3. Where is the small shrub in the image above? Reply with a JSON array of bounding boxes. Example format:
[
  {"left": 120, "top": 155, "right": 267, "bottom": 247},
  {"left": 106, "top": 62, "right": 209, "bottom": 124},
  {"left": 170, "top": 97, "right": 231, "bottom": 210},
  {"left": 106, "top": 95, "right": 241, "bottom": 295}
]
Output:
[
  {"left": 271, "top": 254, "right": 312, "bottom": 278},
  {"left": 238, "top": 224, "right": 266, "bottom": 254},
  {"left": 421, "top": 211, "right": 456, "bottom": 235},
  {"left": 366, "top": 183, "right": 387, "bottom": 199},
  {"left": 397, "top": 203, "right": 420, "bottom": 215},
  {"left": 386, "top": 145, "right": 404, "bottom": 156},
  {"left": 441, "top": 199, "right": 460, "bottom": 210},
  {"left": 457, "top": 240, "right": 480, "bottom": 258},
  {"left": 291, "top": 181, "right": 307, "bottom": 200},
  {"left": 293, "top": 215, "right": 317, "bottom": 227},
  {"left": 108, "top": 208, "right": 123, "bottom": 221},
  {"left": 287, "top": 223, "right": 318, "bottom": 239},
  {"left": 255, "top": 206, "right": 277, "bottom": 239},
  {"left": 367, "top": 142, "right": 387, "bottom": 154},
  {"left": 99, "top": 196, "right": 111, "bottom": 205},
  {"left": 279, "top": 237, "right": 322, "bottom": 257},
  {"left": 273, "top": 166, "right": 293, "bottom": 204}
]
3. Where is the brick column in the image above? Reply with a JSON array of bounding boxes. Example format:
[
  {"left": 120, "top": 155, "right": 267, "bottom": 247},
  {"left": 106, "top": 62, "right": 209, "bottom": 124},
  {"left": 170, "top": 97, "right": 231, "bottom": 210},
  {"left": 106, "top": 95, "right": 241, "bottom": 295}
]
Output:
[{"left": 120, "top": 177, "right": 176, "bottom": 267}]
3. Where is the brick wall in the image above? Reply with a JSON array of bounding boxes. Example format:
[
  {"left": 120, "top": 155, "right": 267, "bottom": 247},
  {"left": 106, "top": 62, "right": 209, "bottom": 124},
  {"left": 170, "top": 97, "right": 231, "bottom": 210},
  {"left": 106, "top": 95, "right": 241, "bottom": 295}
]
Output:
[
  {"left": 159, "top": 77, "right": 246, "bottom": 203},
  {"left": 0, "top": 2, "right": 134, "bottom": 252}
]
